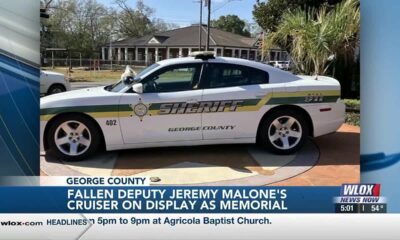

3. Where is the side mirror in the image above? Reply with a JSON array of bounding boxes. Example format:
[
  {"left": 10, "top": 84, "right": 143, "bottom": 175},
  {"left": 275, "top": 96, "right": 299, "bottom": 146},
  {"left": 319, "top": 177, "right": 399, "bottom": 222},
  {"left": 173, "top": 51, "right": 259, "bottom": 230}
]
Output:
[{"left": 132, "top": 83, "right": 143, "bottom": 94}]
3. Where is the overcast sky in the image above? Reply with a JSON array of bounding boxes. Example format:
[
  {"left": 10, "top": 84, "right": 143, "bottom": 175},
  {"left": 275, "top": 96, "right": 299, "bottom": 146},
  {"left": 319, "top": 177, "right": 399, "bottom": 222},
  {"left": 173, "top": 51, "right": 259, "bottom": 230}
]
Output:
[{"left": 98, "top": 0, "right": 257, "bottom": 26}]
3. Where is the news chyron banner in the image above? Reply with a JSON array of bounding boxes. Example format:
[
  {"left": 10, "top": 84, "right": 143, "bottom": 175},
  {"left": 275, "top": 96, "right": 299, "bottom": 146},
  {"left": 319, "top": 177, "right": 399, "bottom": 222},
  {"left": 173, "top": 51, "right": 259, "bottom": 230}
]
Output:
[
  {"left": 0, "top": 179, "right": 396, "bottom": 239},
  {"left": 0, "top": 179, "right": 387, "bottom": 214}
]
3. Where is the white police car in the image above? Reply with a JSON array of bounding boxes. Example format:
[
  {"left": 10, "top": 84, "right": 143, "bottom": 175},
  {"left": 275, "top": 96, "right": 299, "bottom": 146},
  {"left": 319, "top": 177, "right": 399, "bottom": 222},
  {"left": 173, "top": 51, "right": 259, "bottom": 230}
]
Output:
[
  {"left": 40, "top": 52, "right": 345, "bottom": 161},
  {"left": 40, "top": 70, "right": 70, "bottom": 95}
]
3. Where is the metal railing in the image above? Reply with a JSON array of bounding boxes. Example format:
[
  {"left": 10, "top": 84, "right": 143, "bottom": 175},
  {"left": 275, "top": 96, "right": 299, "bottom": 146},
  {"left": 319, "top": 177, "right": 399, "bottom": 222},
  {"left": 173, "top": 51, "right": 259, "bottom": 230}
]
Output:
[{"left": 41, "top": 58, "right": 151, "bottom": 69}]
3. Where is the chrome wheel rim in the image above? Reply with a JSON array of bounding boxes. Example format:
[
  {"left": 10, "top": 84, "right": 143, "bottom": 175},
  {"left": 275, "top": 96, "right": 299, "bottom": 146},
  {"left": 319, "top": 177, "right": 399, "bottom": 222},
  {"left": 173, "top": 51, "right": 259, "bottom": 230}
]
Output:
[
  {"left": 54, "top": 120, "right": 91, "bottom": 156},
  {"left": 268, "top": 116, "right": 302, "bottom": 150}
]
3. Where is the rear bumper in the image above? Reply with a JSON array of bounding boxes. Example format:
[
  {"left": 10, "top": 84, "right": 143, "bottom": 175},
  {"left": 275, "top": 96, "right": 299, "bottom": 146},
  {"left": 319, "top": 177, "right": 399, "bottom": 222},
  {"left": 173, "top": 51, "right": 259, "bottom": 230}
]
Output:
[{"left": 309, "top": 101, "right": 346, "bottom": 137}]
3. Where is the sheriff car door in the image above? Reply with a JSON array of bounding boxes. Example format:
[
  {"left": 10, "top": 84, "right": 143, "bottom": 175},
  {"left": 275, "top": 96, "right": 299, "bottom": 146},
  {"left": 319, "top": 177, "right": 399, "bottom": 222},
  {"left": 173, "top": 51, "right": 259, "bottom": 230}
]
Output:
[
  {"left": 201, "top": 62, "right": 270, "bottom": 140},
  {"left": 119, "top": 63, "right": 203, "bottom": 144}
]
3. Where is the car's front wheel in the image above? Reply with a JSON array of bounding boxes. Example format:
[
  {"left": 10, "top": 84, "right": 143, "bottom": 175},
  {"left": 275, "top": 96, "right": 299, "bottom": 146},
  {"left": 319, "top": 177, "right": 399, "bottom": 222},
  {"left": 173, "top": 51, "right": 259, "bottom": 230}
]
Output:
[
  {"left": 47, "top": 115, "right": 101, "bottom": 161},
  {"left": 259, "top": 109, "right": 309, "bottom": 154}
]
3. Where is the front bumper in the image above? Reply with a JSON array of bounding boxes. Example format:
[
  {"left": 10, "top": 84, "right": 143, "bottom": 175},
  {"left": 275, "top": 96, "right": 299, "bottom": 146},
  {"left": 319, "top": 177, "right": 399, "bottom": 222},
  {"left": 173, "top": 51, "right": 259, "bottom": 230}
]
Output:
[{"left": 40, "top": 121, "right": 47, "bottom": 153}]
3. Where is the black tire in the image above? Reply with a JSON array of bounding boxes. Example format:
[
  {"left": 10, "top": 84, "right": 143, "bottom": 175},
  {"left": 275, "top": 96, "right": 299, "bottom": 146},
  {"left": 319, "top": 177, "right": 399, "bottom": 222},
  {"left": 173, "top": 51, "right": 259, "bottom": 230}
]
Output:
[
  {"left": 47, "top": 84, "right": 66, "bottom": 95},
  {"left": 47, "top": 114, "right": 101, "bottom": 161},
  {"left": 258, "top": 109, "right": 309, "bottom": 154}
]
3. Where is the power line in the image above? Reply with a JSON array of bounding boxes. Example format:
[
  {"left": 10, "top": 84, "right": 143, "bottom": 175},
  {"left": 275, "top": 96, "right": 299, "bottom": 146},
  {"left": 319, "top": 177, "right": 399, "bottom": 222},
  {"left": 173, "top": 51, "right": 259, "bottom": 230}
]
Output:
[
  {"left": 212, "top": 0, "right": 241, "bottom": 14},
  {"left": 212, "top": 0, "right": 230, "bottom": 13}
]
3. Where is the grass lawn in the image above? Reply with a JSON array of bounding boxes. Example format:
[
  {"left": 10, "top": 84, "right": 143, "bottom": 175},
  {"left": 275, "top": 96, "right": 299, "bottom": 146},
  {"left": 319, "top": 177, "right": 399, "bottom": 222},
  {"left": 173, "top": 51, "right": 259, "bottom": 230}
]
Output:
[{"left": 42, "top": 67, "right": 145, "bottom": 82}]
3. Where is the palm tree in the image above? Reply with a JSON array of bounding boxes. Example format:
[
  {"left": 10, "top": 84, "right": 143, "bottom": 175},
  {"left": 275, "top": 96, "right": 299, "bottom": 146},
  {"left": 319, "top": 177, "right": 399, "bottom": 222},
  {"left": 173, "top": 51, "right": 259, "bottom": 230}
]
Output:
[{"left": 263, "top": 0, "right": 360, "bottom": 77}]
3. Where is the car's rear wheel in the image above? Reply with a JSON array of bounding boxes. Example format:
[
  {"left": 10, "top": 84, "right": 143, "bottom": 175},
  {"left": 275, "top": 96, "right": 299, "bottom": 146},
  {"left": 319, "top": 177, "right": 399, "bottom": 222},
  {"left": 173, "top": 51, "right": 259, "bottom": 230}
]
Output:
[
  {"left": 47, "top": 84, "right": 66, "bottom": 95},
  {"left": 47, "top": 115, "right": 101, "bottom": 161},
  {"left": 259, "top": 109, "right": 308, "bottom": 154}
]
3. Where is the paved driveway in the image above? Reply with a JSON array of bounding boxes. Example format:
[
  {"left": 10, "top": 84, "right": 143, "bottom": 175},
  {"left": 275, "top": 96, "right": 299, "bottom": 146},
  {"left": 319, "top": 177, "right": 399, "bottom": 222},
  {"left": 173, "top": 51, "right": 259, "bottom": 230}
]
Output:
[{"left": 271, "top": 124, "right": 360, "bottom": 186}]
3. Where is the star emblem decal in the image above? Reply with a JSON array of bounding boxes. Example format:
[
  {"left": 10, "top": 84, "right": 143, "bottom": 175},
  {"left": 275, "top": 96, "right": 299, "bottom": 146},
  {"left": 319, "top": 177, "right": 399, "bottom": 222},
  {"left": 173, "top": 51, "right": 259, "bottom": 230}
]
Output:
[{"left": 130, "top": 98, "right": 152, "bottom": 121}]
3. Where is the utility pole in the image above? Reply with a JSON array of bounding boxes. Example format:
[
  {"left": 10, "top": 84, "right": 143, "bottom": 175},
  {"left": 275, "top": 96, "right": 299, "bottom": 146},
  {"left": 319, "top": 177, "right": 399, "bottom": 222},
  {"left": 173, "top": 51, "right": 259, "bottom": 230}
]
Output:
[
  {"left": 110, "top": 36, "right": 113, "bottom": 71},
  {"left": 205, "top": 0, "right": 211, "bottom": 51},
  {"left": 199, "top": 0, "right": 203, "bottom": 51},
  {"left": 261, "top": 31, "right": 264, "bottom": 62}
]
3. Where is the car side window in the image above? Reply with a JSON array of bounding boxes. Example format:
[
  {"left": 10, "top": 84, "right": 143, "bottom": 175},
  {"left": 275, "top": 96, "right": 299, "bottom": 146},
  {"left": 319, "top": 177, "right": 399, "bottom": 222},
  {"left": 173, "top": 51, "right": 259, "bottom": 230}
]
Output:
[
  {"left": 206, "top": 63, "right": 268, "bottom": 88},
  {"left": 142, "top": 64, "right": 201, "bottom": 93}
]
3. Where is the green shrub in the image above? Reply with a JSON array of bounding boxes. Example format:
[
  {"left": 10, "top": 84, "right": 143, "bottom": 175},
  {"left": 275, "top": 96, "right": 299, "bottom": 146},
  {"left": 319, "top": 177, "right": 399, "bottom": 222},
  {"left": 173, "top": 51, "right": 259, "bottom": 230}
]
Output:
[
  {"left": 343, "top": 99, "right": 360, "bottom": 110},
  {"left": 345, "top": 112, "right": 360, "bottom": 126}
]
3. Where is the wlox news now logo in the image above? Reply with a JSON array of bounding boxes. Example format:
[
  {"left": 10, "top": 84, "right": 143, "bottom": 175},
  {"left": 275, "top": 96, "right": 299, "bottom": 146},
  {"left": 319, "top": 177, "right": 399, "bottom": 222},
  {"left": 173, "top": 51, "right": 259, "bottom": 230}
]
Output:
[{"left": 335, "top": 184, "right": 386, "bottom": 204}]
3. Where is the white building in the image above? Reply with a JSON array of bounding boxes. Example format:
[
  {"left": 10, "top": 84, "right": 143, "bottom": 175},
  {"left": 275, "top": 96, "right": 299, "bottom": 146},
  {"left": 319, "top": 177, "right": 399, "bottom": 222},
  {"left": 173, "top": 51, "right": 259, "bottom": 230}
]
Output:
[{"left": 101, "top": 24, "right": 262, "bottom": 65}]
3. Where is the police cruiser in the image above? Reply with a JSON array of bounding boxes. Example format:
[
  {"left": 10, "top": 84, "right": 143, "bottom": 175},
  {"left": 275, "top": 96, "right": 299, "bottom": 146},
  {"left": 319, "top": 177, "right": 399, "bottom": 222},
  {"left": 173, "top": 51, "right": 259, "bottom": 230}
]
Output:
[{"left": 40, "top": 52, "right": 345, "bottom": 160}]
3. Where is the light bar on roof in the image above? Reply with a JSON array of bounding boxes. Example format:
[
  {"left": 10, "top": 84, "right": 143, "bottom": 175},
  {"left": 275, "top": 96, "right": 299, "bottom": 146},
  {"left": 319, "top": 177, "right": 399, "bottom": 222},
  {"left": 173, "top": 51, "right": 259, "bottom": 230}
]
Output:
[{"left": 189, "top": 51, "right": 215, "bottom": 59}]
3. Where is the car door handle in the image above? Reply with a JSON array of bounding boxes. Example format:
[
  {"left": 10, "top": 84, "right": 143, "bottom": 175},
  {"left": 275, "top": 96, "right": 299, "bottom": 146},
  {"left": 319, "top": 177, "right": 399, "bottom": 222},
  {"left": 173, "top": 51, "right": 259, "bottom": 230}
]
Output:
[{"left": 187, "top": 99, "right": 199, "bottom": 104}]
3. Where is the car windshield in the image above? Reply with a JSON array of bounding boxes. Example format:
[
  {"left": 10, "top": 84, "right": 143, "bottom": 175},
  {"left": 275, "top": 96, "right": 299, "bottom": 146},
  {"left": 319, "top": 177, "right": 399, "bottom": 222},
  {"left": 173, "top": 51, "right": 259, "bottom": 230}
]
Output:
[
  {"left": 105, "top": 63, "right": 160, "bottom": 92},
  {"left": 135, "top": 63, "right": 159, "bottom": 80}
]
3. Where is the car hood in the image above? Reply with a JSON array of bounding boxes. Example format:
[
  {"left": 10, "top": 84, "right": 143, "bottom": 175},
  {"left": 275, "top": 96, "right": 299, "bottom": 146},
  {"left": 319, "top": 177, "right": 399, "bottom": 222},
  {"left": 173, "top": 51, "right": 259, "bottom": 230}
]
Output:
[
  {"left": 41, "top": 70, "right": 65, "bottom": 77},
  {"left": 41, "top": 86, "right": 122, "bottom": 109}
]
